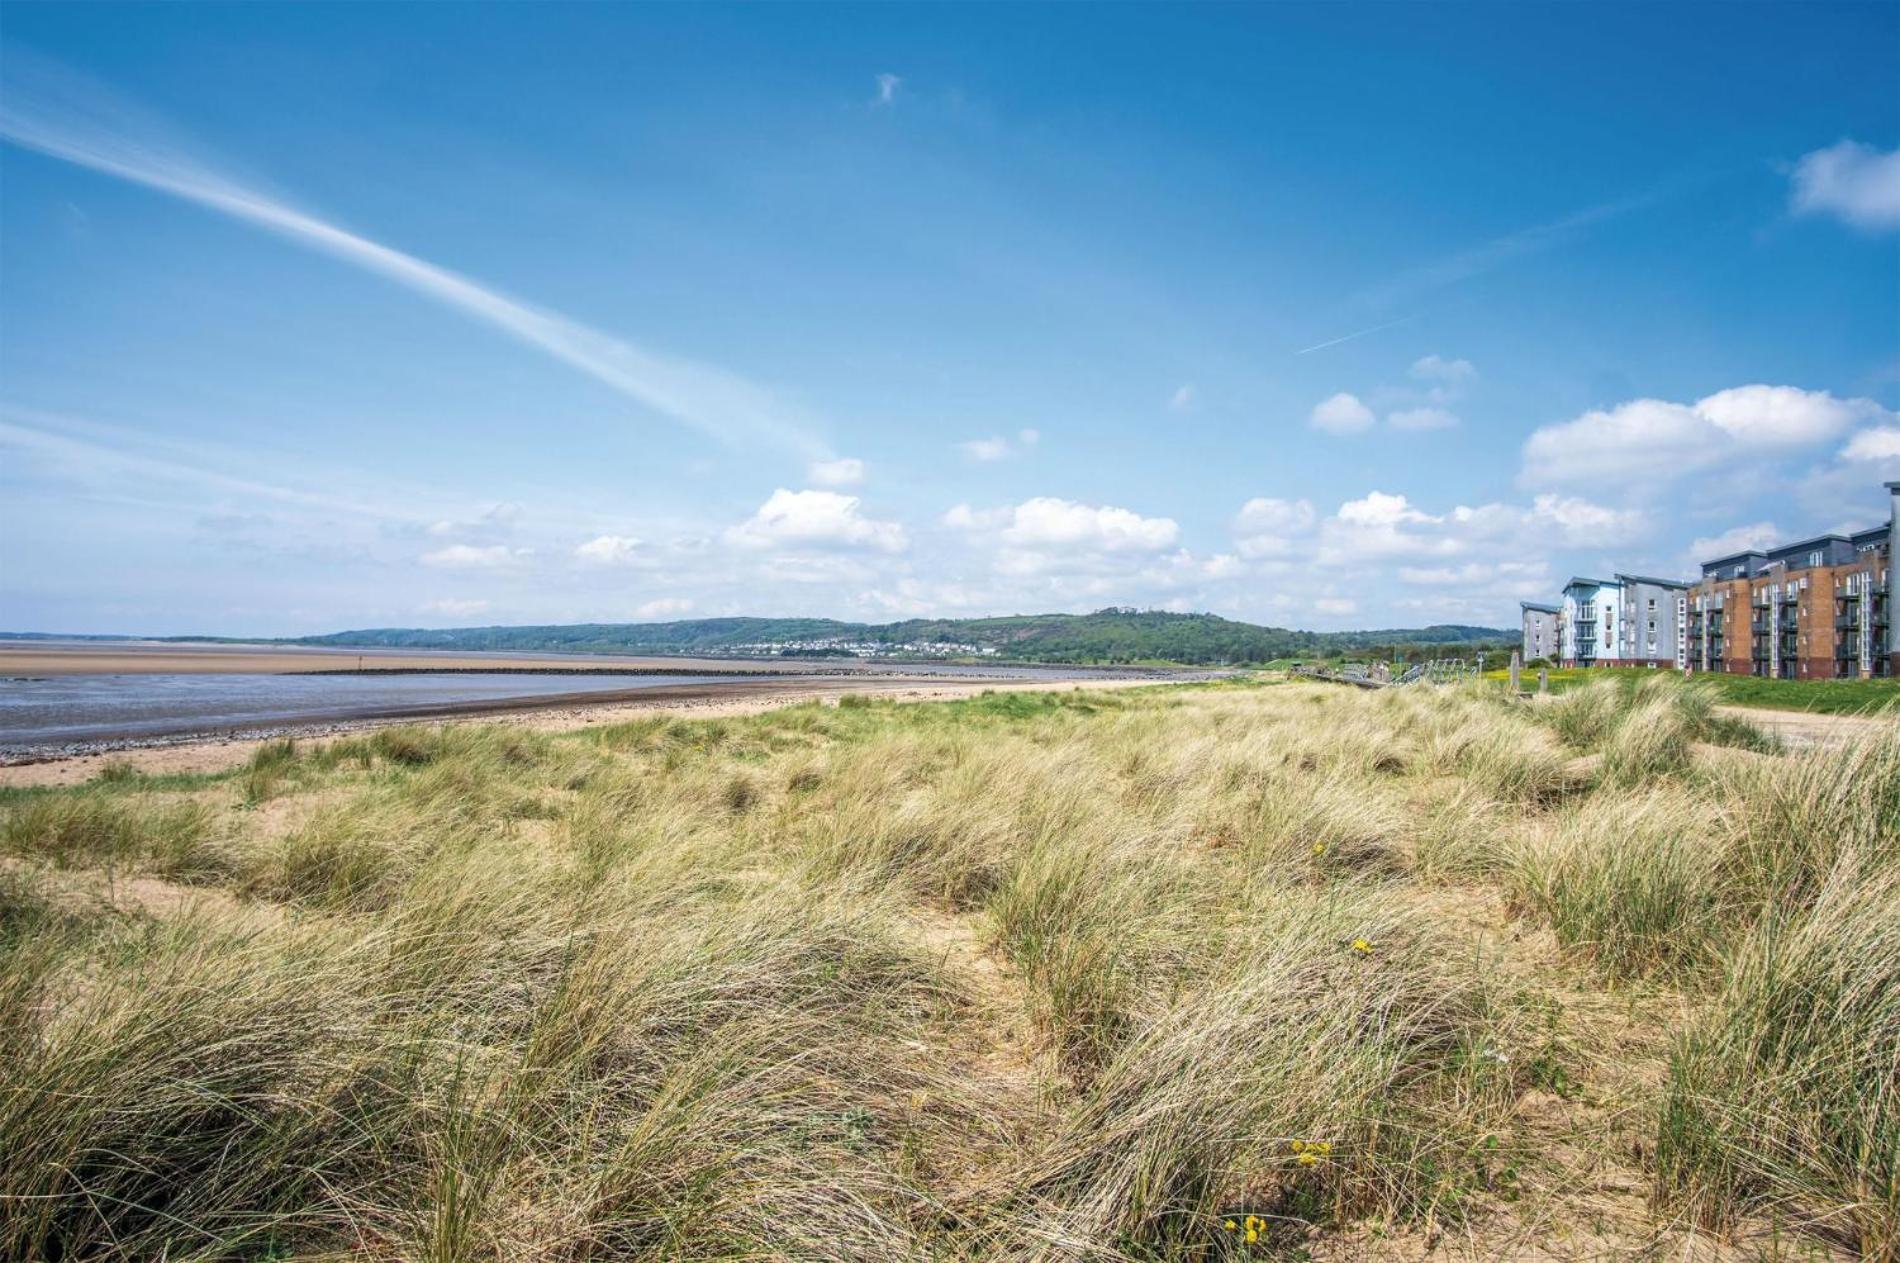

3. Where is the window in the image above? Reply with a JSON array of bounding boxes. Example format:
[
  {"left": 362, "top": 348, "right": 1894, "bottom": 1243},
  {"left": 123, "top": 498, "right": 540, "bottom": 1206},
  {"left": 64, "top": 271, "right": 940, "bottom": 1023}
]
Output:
[{"left": 1809, "top": 551, "right": 1823, "bottom": 567}]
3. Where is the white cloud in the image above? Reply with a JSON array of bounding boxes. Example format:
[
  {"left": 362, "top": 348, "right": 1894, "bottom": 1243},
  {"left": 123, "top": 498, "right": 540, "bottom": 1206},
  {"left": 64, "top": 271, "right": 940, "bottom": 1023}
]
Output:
[
  {"left": 1318, "top": 490, "right": 1643, "bottom": 565},
  {"left": 420, "top": 544, "right": 530, "bottom": 569},
  {"left": 1409, "top": 355, "right": 1477, "bottom": 385},
  {"left": 960, "top": 429, "right": 1040, "bottom": 462},
  {"left": 634, "top": 597, "right": 693, "bottom": 620},
  {"left": 575, "top": 534, "right": 645, "bottom": 565},
  {"left": 421, "top": 598, "right": 491, "bottom": 618},
  {"left": 997, "top": 497, "right": 1179, "bottom": 552},
  {"left": 1388, "top": 406, "right": 1460, "bottom": 431},
  {"left": 946, "top": 496, "right": 1181, "bottom": 579},
  {"left": 1309, "top": 392, "right": 1375, "bottom": 436},
  {"left": 1232, "top": 496, "right": 1316, "bottom": 558},
  {"left": 1168, "top": 384, "right": 1195, "bottom": 412},
  {"left": 1790, "top": 139, "right": 1900, "bottom": 232},
  {"left": 1843, "top": 428, "right": 1900, "bottom": 463},
  {"left": 874, "top": 72, "right": 902, "bottom": 106},
  {"left": 725, "top": 488, "right": 908, "bottom": 553},
  {"left": 1527, "top": 493, "right": 1645, "bottom": 538},
  {"left": 808, "top": 457, "right": 867, "bottom": 487},
  {"left": 1314, "top": 597, "right": 1358, "bottom": 615},
  {"left": 1521, "top": 385, "right": 1891, "bottom": 487},
  {"left": 1686, "top": 521, "right": 1781, "bottom": 562},
  {"left": 426, "top": 502, "right": 522, "bottom": 539},
  {"left": 1396, "top": 561, "right": 1550, "bottom": 595}
]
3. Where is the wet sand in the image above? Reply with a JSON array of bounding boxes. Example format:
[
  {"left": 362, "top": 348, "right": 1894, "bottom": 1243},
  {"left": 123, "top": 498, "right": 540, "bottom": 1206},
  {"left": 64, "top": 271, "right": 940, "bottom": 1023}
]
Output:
[
  {"left": 0, "top": 640, "right": 866, "bottom": 677},
  {"left": 0, "top": 675, "right": 1181, "bottom": 787}
]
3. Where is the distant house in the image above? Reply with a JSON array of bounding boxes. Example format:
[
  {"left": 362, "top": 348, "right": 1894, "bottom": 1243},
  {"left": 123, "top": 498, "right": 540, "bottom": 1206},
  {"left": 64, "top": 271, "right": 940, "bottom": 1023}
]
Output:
[{"left": 1519, "top": 602, "right": 1560, "bottom": 663}]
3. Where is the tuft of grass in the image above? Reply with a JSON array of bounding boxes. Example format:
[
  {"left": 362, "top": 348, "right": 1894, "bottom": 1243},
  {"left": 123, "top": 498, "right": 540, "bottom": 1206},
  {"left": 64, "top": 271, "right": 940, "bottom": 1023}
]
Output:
[
  {"left": 1, "top": 793, "right": 219, "bottom": 876},
  {"left": 1509, "top": 790, "right": 1725, "bottom": 980},
  {"left": 1659, "top": 868, "right": 1900, "bottom": 1257}
]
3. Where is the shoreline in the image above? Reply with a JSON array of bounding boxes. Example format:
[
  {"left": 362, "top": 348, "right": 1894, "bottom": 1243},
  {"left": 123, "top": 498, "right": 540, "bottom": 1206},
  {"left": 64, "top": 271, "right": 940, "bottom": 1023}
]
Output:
[{"left": 0, "top": 674, "right": 1205, "bottom": 787}]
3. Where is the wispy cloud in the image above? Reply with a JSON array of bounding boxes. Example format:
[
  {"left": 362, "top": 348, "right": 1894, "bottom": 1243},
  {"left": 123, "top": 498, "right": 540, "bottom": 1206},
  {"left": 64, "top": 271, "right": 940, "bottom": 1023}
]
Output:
[
  {"left": 1292, "top": 314, "right": 1418, "bottom": 356},
  {"left": 0, "top": 49, "right": 829, "bottom": 459},
  {"left": 0, "top": 405, "right": 420, "bottom": 524},
  {"left": 1357, "top": 188, "right": 1662, "bottom": 310},
  {"left": 874, "top": 73, "right": 902, "bottom": 106},
  {"left": 959, "top": 428, "right": 1041, "bottom": 462}
]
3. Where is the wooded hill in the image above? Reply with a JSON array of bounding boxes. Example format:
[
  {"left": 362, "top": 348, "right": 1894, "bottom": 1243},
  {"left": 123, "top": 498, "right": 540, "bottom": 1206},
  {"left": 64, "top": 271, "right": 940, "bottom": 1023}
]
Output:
[{"left": 293, "top": 608, "right": 1513, "bottom": 666}]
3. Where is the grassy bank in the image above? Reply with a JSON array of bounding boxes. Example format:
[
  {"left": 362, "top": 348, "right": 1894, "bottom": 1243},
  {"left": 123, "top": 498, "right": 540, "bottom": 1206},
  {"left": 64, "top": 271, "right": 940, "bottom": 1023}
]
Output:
[
  {"left": 1489, "top": 664, "right": 1900, "bottom": 716},
  {"left": 1, "top": 677, "right": 1890, "bottom": 1259}
]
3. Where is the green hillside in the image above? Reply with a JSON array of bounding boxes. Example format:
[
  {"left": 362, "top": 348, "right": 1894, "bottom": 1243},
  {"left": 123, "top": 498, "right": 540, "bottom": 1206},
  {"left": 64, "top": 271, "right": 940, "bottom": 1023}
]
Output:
[{"left": 291, "top": 608, "right": 1512, "bottom": 666}]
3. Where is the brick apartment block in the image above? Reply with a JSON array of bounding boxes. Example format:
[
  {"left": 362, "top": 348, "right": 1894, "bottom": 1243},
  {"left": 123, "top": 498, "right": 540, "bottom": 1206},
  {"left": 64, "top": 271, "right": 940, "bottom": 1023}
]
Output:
[{"left": 1522, "top": 481, "right": 1899, "bottom": 679}]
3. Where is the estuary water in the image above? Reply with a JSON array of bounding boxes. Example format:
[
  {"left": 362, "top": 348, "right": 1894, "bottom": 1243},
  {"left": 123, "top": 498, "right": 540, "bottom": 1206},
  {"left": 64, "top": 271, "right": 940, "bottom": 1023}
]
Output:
[{"left": 0, "top": 671, "right": 737, "bottom": 750}]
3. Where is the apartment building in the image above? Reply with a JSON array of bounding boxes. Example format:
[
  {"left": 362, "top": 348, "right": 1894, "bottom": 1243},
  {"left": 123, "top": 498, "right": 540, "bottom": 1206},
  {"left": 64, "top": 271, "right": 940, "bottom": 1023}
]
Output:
[
  {"left": 1557, "top": 576, "right": 1687, "bottom": 668},
  {"left": 1527, "top": 481, "right": 1900, "bottom": 679},
  {"left": 1558, "top": 578, "right": 1617, "bottom": 667},
  {"left": 1614, "top": 574, "right": 1690, "bottom": 668},
  {"left": 1519, "top": 602, "right": 1560, "bottom": 663},
  {"left": 1686, "top": 524, "right": 1892, "bottom": 678}
]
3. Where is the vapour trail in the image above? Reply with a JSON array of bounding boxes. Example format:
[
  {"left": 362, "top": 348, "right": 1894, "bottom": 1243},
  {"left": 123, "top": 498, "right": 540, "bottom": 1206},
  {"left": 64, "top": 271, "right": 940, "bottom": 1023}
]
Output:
[{"left": 0, "top": 51, "right": 830, "bottom": 460}]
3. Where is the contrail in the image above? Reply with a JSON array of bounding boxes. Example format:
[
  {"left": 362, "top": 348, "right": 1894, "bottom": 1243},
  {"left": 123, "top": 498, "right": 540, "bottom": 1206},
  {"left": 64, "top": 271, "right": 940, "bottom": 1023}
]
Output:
[
  {"left": 0, "top": 51, "right": 829, "bottom": 460},
  {"left": 1293, "top": 314, "right": 1418, "bottom": 355}
]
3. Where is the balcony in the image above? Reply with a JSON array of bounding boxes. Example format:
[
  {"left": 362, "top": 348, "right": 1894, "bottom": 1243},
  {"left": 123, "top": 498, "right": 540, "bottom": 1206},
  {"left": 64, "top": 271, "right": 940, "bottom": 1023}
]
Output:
[{"left": 1837, "top": 615, "right": 1861, "bottom": 631}]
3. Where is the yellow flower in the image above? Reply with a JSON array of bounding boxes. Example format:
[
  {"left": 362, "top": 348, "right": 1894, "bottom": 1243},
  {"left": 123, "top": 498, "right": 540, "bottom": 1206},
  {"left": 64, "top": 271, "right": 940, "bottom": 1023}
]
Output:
[
  {"left": 1297, "top": 1151, "right": 1319, "bottom": 1167},
  {"left": 1311, "top": 1140, "right": 1333, "bottom": 1155},
  {"left": 1224, "top": 1219, "right": 1236, "bottom": 1231},
  {"left": 1351, "top": 938, "right": 1373, "bottom": 954},
  {"left": 1289, "top": 1139, "right": 1305, "bottom": 1153},
  {"left": 1245, "top": 1227, "right": 1260, "bottom": 1244},
  {"left": 1311, "top": 842, "right": 1326, "bottom": 856}
]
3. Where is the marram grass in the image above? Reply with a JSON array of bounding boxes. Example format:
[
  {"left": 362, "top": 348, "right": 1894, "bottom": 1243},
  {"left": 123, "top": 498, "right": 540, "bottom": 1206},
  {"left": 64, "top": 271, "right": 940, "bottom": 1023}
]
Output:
[{"left": 0, "top": 674, "right": 1888, "bottom": 1260}]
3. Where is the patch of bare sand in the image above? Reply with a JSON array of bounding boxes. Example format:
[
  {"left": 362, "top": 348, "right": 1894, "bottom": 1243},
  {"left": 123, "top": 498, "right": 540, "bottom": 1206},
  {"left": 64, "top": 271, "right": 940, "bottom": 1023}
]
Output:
[
  {"left": 5, "top": 857, "right": 277, "bottom": 926},
  {"left": 906, "top": 904, "right": 1063, "bottom": 1213},
  {"left": 1717, "top": 704, "right": 1893, "bottom": 751}
]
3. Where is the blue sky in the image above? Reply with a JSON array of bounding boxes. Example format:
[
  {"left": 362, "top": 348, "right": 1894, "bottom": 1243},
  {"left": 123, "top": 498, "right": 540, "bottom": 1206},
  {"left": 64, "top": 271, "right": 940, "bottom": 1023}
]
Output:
[{"left": 2, "top": 3, "right": 1897, "bottom": 635}]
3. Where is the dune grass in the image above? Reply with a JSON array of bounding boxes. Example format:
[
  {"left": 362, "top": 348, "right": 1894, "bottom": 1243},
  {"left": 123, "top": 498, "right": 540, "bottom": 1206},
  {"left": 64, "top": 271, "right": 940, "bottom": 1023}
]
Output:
[{"left": 0, "top": 676, "right": 1889, "bottom": 1259}]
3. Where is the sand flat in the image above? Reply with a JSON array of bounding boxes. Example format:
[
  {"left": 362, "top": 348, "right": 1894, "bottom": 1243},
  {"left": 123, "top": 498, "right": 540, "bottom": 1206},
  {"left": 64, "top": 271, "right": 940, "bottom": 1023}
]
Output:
[{"left": 0, "top": 640, "right": 835, "bottom": 677}]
